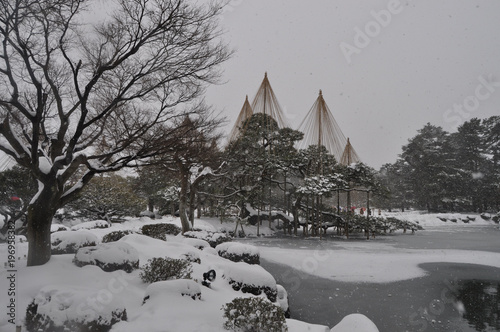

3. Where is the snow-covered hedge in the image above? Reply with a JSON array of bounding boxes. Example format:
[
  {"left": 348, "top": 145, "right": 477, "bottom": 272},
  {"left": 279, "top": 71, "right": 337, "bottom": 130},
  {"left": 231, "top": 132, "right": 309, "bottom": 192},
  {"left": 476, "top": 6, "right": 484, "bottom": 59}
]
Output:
[
  {"left": 216, "top": 242, "right": 260, "bottom": 265},
  {"left": 179, "top": 237, "right": 211, "bottom": 250},
  {"left": 142, "top": 279, "right": 202, "bottom": 303},
  {"left": 140, "top": 257, "right": 193, "bottom": 283},
  {"left": 71, "top": 219, "right": 110, "bottom": 231},
  {"left": 73, "top": 242, "right": 139, "bottom": 273},
  {"left": 223, "top": 262, "right": 277, "bottom": 302},
  {"left": 50, "top": 224, "right": 70, "bottom": 233},
  {"left": 102, "top": 230, "right": 137, "bottom": 243},
  {"left": 51, "top": 230, "right": 99, "bottom": 255},
  {"left": 222, "top": 297, "right": 287, "bottom": 332},
  {"left": 25, "top": 285, "right": 127, "bottom": 332},
  {"left": 141, "top": 223, "right": 181, "bottom": 241},
  {"left": 183, "top": 230, "right": 232, "bottom": 248}
]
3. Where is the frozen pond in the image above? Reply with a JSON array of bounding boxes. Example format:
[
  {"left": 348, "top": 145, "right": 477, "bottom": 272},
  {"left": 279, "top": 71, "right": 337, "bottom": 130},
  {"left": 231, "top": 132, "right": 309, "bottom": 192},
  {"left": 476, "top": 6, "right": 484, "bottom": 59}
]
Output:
[{"left": 242, "top": 224, "right": 500, "bottom": 331}]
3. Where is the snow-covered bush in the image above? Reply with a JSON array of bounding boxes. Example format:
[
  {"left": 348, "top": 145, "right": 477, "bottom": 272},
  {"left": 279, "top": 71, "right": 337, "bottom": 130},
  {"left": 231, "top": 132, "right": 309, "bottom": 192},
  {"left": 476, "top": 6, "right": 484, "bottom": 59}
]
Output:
[
  {"left": 141, "top": 223, "right": 181, "bottom": 240},
  {"left": 73, "top": 242, "right": 139, "bottom": 273},
  {"left": 216, "top": 242, "right": 260, "bottom": 265},
  {"left": 140, "top": 257, "right": 192, "bottom": 283},
  {"left": 276, "top": 285, "right": 290, "bottom": 318},
  {"left": 51, "top": 230, "right": 98, "bottom": 255},
  {"left": 25, "top": 285, "right": 127, "bottom": 332},
  {"left": 50, "top": 224, "right": 70, "bottom": 233},
  {"left": 142, "top": 279, "right": 202, "bottom": 303},
  {"left": 222, "top": 297, "right": 287, "bottom": 332},
  {"left": 102, "top": 230, "right": 136, "bottom": 243},
  {"left": 223, "top": 262, "right": 277, "bottom": 302},
  {"left": 180, "top": 237, "right": 211, "bottom": 250},
  {"left": 71, "top": 219, "right": 110, "bottom": 230},
  {"left": 183, "top": 230, "right": 232, "bottom": 248}
]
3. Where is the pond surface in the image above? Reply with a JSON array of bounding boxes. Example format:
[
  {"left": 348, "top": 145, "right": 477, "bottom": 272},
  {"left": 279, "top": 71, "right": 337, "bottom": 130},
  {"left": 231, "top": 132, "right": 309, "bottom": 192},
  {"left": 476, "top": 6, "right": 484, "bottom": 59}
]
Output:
[{"left": 252, "top": 225, "right": 500, "bottom": 332}]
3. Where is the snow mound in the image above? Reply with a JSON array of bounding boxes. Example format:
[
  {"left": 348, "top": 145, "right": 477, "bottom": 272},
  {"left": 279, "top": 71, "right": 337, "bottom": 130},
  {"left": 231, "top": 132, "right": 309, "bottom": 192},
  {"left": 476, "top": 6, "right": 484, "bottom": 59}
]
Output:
[
  {"left": 178, "top": 237, "right": 211, "bottom": 250},
  {"left": 184, "top": 230, "right": 232, "bottom": 247},
  {"left": 25, "top": 284, "right": 127, "bottom": 332},
  {"left": 216, "top": 242, "right": 260, "bottom": 264},
  {"left": 51, "top": 230, "right": 99, "bottom": 255},
  {"left": 223, "top": 261, "right": 277, "bottom": 302},
  {"left": 119, "top": 234, "right": 200, "bottom": 265},
  {"left": 74, "top": 242, "right": 139, "bottom": 273},
  {"left": 330, "top": 314, "right": 379, "bottom": 332},
  {"left": 71, "top": 219, "right": 110, "bottom": 230},
  {"left": 50, "top": 224, "right": 70, "bottom": 233},
  {"left": 287, "top": 319, "right": 329, "bottom": 332},
  {"left": 277, "top": 284, "right": 290, "bottom": 317},
  {"left": 143, "top": 279, "right": 202, "bottom": 303}
]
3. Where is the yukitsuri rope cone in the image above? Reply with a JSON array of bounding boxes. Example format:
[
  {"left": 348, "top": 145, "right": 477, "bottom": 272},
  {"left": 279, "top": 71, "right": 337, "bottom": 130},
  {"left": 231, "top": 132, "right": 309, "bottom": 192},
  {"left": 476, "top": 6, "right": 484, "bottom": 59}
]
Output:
[
  {"left": 229, "top": 95, "right": 254, "bottom": 142},
  {"left": 250, "top": 72, "right": 289, "bottom": 129},
  {"left": 297, "top": 89, "right": 355, "bottom": 163}
]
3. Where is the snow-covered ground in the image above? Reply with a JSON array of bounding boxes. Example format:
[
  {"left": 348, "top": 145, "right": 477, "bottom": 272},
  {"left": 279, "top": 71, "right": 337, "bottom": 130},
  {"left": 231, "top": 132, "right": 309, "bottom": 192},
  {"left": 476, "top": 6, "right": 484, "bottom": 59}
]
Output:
[{"left": 0, "top": 211, "right": 498, "bottom": 332}]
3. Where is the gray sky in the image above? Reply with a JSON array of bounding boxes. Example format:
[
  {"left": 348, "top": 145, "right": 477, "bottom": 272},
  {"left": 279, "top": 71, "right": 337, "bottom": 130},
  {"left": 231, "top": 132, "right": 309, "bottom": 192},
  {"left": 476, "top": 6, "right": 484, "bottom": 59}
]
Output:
[{"left": 204, "top": 0, "right": 500, "bottom": 169}]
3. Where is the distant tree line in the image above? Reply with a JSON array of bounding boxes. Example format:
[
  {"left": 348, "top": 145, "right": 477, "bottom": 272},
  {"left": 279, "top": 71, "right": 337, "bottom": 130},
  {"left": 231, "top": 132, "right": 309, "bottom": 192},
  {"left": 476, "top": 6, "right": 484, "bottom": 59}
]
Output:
[{"left": 376, "top": 116, "right": 500, "bottom": 213}]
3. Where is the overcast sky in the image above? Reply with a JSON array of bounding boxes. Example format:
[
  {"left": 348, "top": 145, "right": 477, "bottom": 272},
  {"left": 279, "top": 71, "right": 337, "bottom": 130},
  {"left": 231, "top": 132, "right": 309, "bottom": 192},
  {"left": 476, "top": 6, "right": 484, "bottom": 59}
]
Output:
[{"left": 204, "top": 0, "right": 500, "bottom": 169}]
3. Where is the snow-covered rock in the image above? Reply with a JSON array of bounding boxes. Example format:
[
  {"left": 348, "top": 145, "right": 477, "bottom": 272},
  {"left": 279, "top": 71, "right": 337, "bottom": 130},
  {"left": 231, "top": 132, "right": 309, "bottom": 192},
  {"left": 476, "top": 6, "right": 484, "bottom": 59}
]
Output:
[
  {"left": 287, "top": 319, "right": 330, "bottom": 332},
  {"left": 71, "top": 219, "right": 110, "bottom": 230},
  {"left": 25, "top": 285, "right": 127, "bottom": 332},
  {"left": 330, "top": 314, "right": 379, "bottom": 332},
  {"left": 51, "top": 230, "right": 99, "bottom": 255},
  {"left": 277, "top": 284, "right": 290, "bottom": 318},
  {"left": 222, "top": 261, "right": 277, "bottom": 302},
  {"left": 216, "top": 242, "right": 260, "bottom": 264},
  {"left": 73, "top": 242, "right": 139, "bottom": 273},
  {"left": 143, "top": 279, "right": 202, "bottom": 303}
]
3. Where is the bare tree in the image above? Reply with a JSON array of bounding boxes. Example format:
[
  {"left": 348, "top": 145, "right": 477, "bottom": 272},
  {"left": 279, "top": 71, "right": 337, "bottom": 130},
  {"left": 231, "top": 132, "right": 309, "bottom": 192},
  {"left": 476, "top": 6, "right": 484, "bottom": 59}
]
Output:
[{"left": 0, "top": 0, "right": 231, "bottom": 266}]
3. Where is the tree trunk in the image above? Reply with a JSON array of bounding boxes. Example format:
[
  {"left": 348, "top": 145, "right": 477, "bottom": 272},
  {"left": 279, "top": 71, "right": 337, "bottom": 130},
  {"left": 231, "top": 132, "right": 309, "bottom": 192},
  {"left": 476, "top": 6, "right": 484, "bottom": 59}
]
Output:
[
  {"left": 27, "top": 185, "right": 59, "bottom": 266},
  {"left": 178, "top": 166, "right": 191, "bottom": 233},
  {"left": 188, "top": 186, "right": 196, "bottom": 226}
]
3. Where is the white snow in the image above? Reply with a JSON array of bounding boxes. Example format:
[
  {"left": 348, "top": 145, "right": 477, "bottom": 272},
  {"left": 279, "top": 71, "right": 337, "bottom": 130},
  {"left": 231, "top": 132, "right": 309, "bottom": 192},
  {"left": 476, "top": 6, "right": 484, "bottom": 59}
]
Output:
[
  {"left": 74, "top": 242, "right": 139, "bottom": 269},
  {"left": 216, "top": 241, "right": 260, "bottom": 256},
  {"left": 330, "top": 314, "right": 379, "bottom": 332},
  {"left": 143, "top": 279, "right": 202, "bottom": 302},
  {"left": 1, "top": 213, "right": 499, "bottom": 331},
  {"left": 51, "top": 230, "right": 99, "bottom": 253},
  {"left": 71, "top": 219, "right": 110, "bottom": 230}
]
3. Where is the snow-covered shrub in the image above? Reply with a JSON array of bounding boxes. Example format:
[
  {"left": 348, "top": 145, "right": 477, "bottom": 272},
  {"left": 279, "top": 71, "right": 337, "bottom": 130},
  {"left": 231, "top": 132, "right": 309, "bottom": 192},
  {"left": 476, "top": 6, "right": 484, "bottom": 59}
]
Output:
[
  {"left": 139, "top": 210, "right": 156, "bottom": 219},
  {"left": 141, "top": 223, "right": 181, "bottom": 240},
  {"left": 276, "top": 284, "right": 290, "bottom": 318},
  {"left": 71, "top": 219, "right": 110, "bottom": 231},
  {"left": 222, "top": 297, "right": 287, "bottom": 332},
  {"left": 73, "top": 242, "right": 139, "bottom": 273},
  {"left": 216, "top": 242, "right": 260, "bottom": 265},
  {"left": 51, "top": 230, "right": 98, "bottom": 255},
  {"left": 25, "top": 285, "right": 127, "bottom": 332},
  {"left": 140, "top": 257, "right": 192, "bottom": 283},
  {"left": 179, "top": 237, "right": 211, "bottom": 250},
  {"left": 50, "top": 224, "right": 70, "bottom": 233},
  {"left": 142, "top": 279, "right": 201, "bottom": 304},
  {"left": 102, "top": 230, "right": 136, "bottom": 243},
  {"left": 183, "top": 230, "right": 232, "bottom": 248},
  {"left": 223, "top": 262, "right": 277, "bottom": 302}
]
